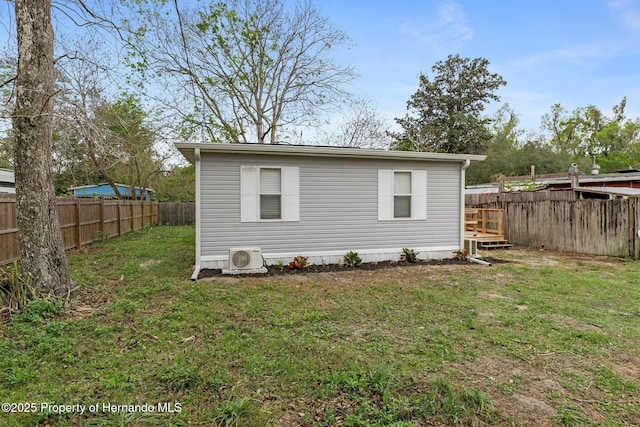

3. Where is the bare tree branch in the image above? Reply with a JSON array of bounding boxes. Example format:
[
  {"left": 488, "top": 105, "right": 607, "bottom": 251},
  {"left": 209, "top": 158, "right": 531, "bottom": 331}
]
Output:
[{"left": 126, "top": 0, "right": 356, "bottom": 143}]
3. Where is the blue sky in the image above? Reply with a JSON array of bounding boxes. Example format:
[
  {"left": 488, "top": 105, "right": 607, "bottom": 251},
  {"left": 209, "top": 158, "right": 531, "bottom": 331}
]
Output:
[
  {"left": 2, "top": 0, "right": 639, "bottom": 137},
  {"left": 318, "top": 0, "right": 640, "bottom": 133}
]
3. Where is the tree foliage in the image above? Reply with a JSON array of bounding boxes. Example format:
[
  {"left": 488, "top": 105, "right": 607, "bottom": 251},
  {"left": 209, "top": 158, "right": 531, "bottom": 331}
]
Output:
[
  {"left": 51, "top": 92, "right": 164, "bottom": 198},
  {"left": 93, "top": 94, "right": 160, "bottom": 199},
  {"left": 52, "top": 36, "right": 119, "bottom": 194},
  {"left": 44, "top": 33, "right": 167, "bottom": 198},
  {"left": 155, "top": 165, "right": 195, "bottom": 202},
  {"left": 466, "top": 100, "right": 640, "bottom": 185},
  {"left": 542, "top": 98, "right": 640, "bottom": 165},
  {"left": 392, "top": 54, "right": 506, "bottom": 154},
  {"left": 125, "top": 0, "right": 356, "bottom": 144},
  {"left": 466, "top": 106, "right": 571, "bottom": 184}
]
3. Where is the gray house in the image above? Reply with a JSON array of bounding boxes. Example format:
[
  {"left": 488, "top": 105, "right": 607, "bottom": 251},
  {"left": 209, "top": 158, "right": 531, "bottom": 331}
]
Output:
[{"left": 175, "top": 143, "right": 485, "bottom": 279}]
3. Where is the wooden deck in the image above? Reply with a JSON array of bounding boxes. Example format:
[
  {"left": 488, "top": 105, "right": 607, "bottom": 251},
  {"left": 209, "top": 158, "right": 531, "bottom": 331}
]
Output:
[{"left": 465, "top": 208, "right": 513, "bottom": 249}]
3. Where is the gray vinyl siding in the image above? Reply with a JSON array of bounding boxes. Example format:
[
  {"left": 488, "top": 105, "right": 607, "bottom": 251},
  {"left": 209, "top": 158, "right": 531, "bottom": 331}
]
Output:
[{"left": 200, "top": 152, "right": 461, "bottom": 257}]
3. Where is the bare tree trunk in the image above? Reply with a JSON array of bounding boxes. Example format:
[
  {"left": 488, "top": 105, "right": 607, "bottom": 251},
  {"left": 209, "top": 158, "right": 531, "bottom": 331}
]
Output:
[{"left": 12, "top": 0, "right": 73, "bottom": 296}]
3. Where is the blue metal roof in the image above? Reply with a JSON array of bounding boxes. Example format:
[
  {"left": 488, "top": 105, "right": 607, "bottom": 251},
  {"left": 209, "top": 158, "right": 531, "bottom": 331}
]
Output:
[{"left": 68, "top": 183, "right": 154, "bottom": 200}]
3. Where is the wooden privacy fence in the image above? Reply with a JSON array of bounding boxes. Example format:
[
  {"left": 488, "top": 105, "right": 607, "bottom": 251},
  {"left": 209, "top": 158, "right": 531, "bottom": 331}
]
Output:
[
  {"left": 0, "top": 194, "right": 158, "bottom": 267},
  {"left": 158, "top": 202, "right": 195, "bottom": 226},
  {"left": 466, "top": 190, "right": 640, "bottom": 258}
]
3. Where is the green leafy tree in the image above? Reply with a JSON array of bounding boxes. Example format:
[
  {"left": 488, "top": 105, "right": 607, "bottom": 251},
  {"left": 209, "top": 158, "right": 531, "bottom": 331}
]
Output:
[
  {"left": 155, "top": 165, "right": 195, "bottom": 202},
  {"left": 466, "top": 105, "right": 574, "bottom": 185},
  {"left": 542, "top": 98, "right": 640, "bottom": 171},
  {"left": 466, "top": 105, "right": 521, "bottom": 183},
  {"left": 52, "top": 90, "right": 161, "bottom": 199},
  {"left": 392, "top": 54, "right": 506, "bottom": 154},
  {"left": 50, "top": 36, "right": 116, "bottom": 194},
  {"left": 94, "top": 94, "right": 160, "bottom": 199},
  {"left": 541, "top": 103, "right": 582, "bottom": 156},
  {"left": 578, "top": 99, "right": 640, "bottom": 162},
  {"left": 46, "top": 33, "right": 167, "bottom": 198}
]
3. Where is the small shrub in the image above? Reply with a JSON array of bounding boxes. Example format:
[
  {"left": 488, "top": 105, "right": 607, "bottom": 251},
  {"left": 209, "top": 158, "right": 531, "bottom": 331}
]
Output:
[
  {"left": 399, "top": 248, "right": 418, "bottom": 263},
  {"left": 343, "top": 251, "right": 362, "bottom": 267},
  {"left": 288, "top": 256, "right": 308, "bottom": 270},
  {"left": 0, "top": 262, "right": 38, "bottom": 314},
  {"left": 452, "top": 249, "right": 469, "bottom": 260},
  {"left": 11, "top": 299, "right": 64, "bottom": 325}
]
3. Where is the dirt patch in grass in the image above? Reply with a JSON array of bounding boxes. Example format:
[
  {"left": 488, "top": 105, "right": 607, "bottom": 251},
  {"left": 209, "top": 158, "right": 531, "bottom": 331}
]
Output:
[
  {"left": 503, "top": 247, "right": 629, "bottom": 267},
  {"left": 454, "top": 355, "right": 560, "bottom": 425}
]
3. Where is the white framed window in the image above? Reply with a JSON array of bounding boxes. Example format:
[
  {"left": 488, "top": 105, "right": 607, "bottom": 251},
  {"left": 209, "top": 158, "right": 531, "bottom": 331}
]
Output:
[
  {"left": 394, "top": 171, "right": 412, "bottom": 218},
  {"left": 378, "top": 169, "right": 427, "bottom": 221},
  {"left": 260, "top": 168, "right": 281, "bottom": 219},
  {"left": 241, "top": 165, "right": 299, "bottom": 222}
]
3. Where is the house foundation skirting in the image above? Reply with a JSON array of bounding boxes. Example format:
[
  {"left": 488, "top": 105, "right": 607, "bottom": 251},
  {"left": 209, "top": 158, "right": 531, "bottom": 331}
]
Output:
[{"left": 195, "top": 246, "right": 459, "bottom": 272}]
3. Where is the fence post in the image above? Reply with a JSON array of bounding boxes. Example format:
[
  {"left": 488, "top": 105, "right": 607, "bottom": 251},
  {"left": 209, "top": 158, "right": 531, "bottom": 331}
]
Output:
[
  {"left": 116, "top": 200, "right": 122, "bottom": 236},
  {"left": 100, "top": 198, "right": 105, "bottom": 240},
  {"left": 75, "top": 199, "right": 81, "bottom": 249},
  {"left": 152, "top": 202, "right": 156, "bottom": 225},
  {"left": 630, "top": 197, "right": 638, "bottom": 259},
  {"left": 636, "top": 198, "right": 640, "bottom": 259}
]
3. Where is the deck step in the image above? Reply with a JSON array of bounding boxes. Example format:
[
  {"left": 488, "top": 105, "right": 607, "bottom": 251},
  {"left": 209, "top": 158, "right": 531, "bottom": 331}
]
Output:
[
  {"left": 470, "top": 235, "right": 505, "bottom": 242},
  {"left": 478, "top": 241, "right": 513, "bottom": 249}
]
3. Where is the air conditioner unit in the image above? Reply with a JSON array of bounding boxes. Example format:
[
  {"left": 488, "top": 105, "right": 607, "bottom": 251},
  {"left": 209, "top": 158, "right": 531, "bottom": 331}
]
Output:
[
  {"left": 228, "top": 247, "right": 264, "bottom": 270},
  {"left": 464, "top": 239, "right": 479, "bottom": 258}
]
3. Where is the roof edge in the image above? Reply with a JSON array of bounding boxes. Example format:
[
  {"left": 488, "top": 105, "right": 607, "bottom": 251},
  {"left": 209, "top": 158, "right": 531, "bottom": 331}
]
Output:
[
  {"left": 68, "top": 183, "right": 155, "bottom": 192},
  {"left": 175, "top": 142, "right": 486, "bottom": 164}
]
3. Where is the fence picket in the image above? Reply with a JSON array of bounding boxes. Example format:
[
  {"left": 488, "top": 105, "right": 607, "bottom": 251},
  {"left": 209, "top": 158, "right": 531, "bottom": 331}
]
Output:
[
  {"left": 466, "top": 190, "right": 639, "bottom": 258},
  {"left": 0, "top": 195, "right": 159, "bottom": 266}
]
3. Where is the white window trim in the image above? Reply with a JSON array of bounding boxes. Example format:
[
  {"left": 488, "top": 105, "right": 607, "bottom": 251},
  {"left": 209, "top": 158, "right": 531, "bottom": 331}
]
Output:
[
  {"left": 259, "top": 168, "right": 282, "bottom": 220},
  {"left": 241, "top": 165, "right": 299, "bottom": 222},
  {"left": 393, "top": 171, "right": 412, "bottom": 219},
  {"left": 378, "top": 169, "right": 427, "bottom": 221}
]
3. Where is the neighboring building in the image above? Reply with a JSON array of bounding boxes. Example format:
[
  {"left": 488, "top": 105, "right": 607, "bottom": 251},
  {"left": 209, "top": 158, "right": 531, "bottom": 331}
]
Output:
[
  {"left": 544, "top": 170, "right": 640, "bottom": 190},
  {"left": 175, "top": 143, "right": 485, "bottom": 279},
  {"left": 68, "top": 183, "right": 155, "bottom": 201},
  {"left": 0, "top": 168, "right": 15, "bottom": 194},
  {"left": 466, "top": 169, "right": 640, "bottom": 196}
]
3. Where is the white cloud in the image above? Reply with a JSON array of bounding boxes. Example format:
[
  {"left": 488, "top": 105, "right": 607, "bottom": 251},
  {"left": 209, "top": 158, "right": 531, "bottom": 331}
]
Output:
[
  {"left": 609, "top": 0, "right": 640, "bottom": 32},
  {"left": 399, "top": 1, "right": 473, "bottom": 54},
  {"left": 506, "top": 40, "right": 629, "bottom": 69},
  {"left": 505, "top": 43, "right": 611, "bottom": 69}
]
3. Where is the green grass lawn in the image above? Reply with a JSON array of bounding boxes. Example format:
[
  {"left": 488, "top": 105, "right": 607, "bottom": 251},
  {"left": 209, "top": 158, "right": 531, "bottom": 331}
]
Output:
[{"left": 1, "top": 225, "right": 639, "bottom": 426}]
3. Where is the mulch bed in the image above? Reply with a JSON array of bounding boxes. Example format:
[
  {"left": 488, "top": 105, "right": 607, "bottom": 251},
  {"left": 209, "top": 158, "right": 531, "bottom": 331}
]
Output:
[{"left": 197, "top": 256, "right": 509, "bottom": 279}]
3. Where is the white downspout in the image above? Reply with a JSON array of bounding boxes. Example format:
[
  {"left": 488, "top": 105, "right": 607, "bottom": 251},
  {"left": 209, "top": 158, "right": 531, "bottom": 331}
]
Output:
[
  {"left": 191, "top": 147, "right": 202, "bottom": 281},
  {"left": 460, "top": 159, "right": 471, "bottom": 249}
]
